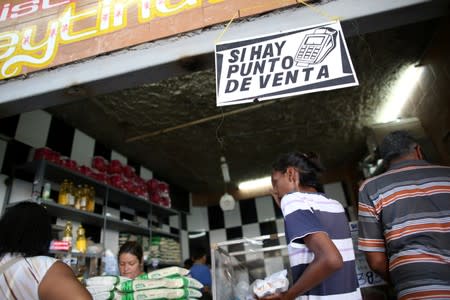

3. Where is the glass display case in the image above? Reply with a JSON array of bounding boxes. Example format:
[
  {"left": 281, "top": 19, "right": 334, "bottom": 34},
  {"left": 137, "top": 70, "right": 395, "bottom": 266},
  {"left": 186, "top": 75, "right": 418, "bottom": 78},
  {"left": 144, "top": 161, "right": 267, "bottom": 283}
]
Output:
[{"left": 211, "top": 233, "right": 289, "bottom": 300}]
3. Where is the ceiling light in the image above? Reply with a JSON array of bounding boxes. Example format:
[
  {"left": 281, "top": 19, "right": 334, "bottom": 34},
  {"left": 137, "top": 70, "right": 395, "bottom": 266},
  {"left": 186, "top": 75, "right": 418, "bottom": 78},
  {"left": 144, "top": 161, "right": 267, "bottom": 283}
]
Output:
[
  {"left": 189, "top": 231, "right": 206, "bottom": 239},
  {"left": 238, "top": 176, "right": 271, "bottom": 191},
  {"left": 376, "top": 64, "right": 424, "bottom": 123},
  {"left": 220, "top": 193, "right": 235, "bottom": 211},
  {"left": 219, "top": 156, "right": 235, "bottom": 211},
  {"left": 220, "top": 156, "right": 231, "bottom": 183}
]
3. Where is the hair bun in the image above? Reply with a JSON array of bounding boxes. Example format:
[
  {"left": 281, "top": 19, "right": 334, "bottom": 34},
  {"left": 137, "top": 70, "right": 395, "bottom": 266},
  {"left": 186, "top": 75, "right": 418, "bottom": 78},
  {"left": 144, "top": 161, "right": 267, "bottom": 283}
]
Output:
[{"left": 304, "top": 151, "right": 324, "bottom": 172}]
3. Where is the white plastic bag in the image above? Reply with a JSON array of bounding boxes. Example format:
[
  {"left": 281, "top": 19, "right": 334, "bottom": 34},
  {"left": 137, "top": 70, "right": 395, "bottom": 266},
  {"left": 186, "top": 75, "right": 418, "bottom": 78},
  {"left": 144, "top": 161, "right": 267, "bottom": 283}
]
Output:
[{"left": 253, "top": 270, "right": 289, "bottom": 298}]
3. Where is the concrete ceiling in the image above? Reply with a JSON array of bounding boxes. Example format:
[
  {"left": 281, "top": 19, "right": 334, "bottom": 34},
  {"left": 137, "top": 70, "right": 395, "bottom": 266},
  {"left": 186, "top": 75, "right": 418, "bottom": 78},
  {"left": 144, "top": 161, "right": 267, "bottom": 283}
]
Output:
[{"left": 45, "top": 18, "right": 440, "bottom": 196}]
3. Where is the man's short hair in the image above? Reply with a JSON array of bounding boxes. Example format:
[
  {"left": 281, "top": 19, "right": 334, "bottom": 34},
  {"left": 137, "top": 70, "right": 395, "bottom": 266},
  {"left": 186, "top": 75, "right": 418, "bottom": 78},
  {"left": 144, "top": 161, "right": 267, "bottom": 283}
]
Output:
[{"left": 380, "top": 130, "right": 418, "bottom": 162}]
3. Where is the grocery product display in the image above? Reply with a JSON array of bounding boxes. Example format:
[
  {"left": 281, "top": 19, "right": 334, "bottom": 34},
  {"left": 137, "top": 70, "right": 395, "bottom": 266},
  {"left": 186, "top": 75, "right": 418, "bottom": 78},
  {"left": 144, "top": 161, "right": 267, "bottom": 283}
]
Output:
[
  {"left": 85, "top": 267, "right": 203, "bottom": 300},
  {"left": 150, "top": 236, "right": 181, "bottom": 265},
  {"left": 76, "top": 224, "right": 87, "bottom": 254},
  {"left": 32, "top": 147, "right": 172, "bottom": 208},
  {"left": 5, "top": 147, "right": 182, "bottom": 279},
  {"left": 58, "top": 180, "right": 95, "bottom": 212}
]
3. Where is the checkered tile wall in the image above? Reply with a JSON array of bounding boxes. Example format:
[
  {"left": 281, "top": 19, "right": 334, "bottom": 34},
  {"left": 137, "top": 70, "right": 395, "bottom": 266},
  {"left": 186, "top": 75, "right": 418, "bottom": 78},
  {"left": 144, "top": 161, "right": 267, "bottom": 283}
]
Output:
[
  {"left": 0, "top": 110, "right": 189, "bottom": 257},
  {"left": 0, "top": 110, "right": 353, "bottom": 268}
]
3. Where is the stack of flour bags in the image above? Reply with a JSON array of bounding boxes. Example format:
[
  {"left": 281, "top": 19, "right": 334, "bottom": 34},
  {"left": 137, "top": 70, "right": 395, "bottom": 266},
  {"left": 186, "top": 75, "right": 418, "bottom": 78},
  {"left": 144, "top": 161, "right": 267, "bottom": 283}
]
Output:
[{"left": 86, "top": 266, "right": 203, "bottom": 300}]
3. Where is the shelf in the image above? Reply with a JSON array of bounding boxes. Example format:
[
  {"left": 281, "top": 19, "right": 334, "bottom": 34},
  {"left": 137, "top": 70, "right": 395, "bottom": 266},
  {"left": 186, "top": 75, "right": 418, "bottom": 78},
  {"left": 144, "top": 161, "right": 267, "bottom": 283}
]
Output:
[
  {"left": 151, "top": 228, "right": 179, "bottom": 239},
  {"left": 49, "top": 250, "right": 102, "bottom": 259},
  {"left": 107, "top": 185, "right": 153, "bottom": 214},
  {"left": 9, "top": 160, "right": 181, "bottom": 248},
  {"left": 16, "top": 160, "right": 179, "bottom": 217},
  {"left": 15, "top": 160, "right": 108, "bottom": 197},
  {"left": 42, "top": 201, "right": 151, "bottom": 236},
  {"left": 105, "top": 216, "right": 149, "bottom": 236},
  {"left": 105, "top": 185, "right": 178, "bottom": 217},
  {"left": 42, "top": 200, "right": 105, "bottom": 227},
  {"left": 40, "top": 201, "right": 178, "bottom": 238},
  {"left": 151, "top": 203, "right": 179, "bottom": 218}
]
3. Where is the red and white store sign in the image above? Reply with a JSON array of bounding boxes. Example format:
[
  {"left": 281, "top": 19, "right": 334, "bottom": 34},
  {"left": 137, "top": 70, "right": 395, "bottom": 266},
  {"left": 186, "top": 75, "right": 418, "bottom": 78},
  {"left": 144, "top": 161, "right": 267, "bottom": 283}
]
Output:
[{"left": 0, "top": 0, "right": 301, "bottom": 80}]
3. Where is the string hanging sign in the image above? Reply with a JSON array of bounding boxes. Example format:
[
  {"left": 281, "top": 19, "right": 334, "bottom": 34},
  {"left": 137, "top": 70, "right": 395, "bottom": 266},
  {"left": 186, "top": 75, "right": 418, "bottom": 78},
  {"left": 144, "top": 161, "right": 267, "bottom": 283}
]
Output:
[{"left": 214, "top": 20, "right": 359, "bottom": 106}]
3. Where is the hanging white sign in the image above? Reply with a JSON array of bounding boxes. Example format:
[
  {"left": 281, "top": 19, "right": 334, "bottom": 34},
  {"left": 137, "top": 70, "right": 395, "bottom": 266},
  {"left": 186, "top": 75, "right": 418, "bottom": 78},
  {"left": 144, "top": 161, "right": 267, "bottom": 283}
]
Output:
[{"left": 215, "top": 21, "right": 359, "bottom": 106}]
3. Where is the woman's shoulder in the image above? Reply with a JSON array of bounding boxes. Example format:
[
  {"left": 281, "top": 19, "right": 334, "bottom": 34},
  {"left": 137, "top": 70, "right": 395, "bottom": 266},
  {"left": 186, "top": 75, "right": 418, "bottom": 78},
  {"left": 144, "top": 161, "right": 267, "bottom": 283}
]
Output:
[
  {"left": 29, "top": 255, "right": 58, "bottom": 262},
  {"left": 27, "top": 255, "right": 58, "bottom": 266},
  {"left": 1, "top": 254, "right": 56, "bottom": 267}
]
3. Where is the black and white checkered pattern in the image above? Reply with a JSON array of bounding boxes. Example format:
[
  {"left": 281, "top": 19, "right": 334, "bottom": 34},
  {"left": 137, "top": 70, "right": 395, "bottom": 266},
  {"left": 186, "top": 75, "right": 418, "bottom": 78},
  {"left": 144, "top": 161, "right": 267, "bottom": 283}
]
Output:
[
  {"left": 0, "top": 110, "right": 188, "bottom": 257},
  {"left": 0, "top": 110, "right": 354, "bottom": 265}
]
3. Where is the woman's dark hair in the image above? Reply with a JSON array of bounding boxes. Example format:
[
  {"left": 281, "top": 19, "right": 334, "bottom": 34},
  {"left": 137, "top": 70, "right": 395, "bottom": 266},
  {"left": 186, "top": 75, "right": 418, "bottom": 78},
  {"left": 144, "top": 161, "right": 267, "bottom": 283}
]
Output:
[
  {"left": 0, "top": 201, "right": 52, "bottom": 258},
  {"left": 118, "top": 241, "right": 143, "bottom": 263},
  {"left": 272, "top": 151, "right": 325, "bottom": 193}
]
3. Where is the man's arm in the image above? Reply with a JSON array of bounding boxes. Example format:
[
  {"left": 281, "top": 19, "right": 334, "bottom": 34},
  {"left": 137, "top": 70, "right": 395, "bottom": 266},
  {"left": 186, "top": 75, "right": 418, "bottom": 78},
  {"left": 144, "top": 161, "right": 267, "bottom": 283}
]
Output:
[
  {"left": 358, "top": 185, "right": 390, "bottom": 283},
  {"left": 364, "top": 251, "right": 390, "bottom": 283}
]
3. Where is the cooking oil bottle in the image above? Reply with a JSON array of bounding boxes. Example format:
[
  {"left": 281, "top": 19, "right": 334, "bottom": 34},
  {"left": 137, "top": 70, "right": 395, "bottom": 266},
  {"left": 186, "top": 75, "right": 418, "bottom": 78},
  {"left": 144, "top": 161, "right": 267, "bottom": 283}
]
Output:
[
  {"left": 76, "top": 224, "right": 87, "bottom": 253},
  {"left": 63, "top": 221, "right": 73, "bottom": 250},
  {"left": 87, "top": 186, "right": 95, "bottom": 212},
  {"left": 58, "top": 180, "right": 69, "bottom": 205}
]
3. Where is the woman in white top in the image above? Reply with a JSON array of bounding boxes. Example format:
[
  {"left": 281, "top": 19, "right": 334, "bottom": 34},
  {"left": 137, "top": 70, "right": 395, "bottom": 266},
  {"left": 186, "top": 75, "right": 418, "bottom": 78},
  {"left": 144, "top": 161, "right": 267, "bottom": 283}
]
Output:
[{"left": 0, "top": 201, "right": 92, "bottom": 300}]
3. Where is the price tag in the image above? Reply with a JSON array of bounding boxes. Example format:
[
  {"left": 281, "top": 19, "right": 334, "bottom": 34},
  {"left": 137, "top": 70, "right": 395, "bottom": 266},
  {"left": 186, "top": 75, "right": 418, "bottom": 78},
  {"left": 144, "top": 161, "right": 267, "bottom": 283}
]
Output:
[{"left": 349, "top": 221, "right": 386, "bottom": 288}]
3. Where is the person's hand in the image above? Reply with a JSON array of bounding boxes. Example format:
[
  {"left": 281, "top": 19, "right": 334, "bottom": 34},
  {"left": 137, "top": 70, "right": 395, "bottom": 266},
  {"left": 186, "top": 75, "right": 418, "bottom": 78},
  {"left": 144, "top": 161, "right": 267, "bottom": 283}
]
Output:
[
  {"left": 269, "top": 188, "right": 281, "bottom": 207},
  {"left": 256, "top": 292, "right": 286, "bottom": 300}
]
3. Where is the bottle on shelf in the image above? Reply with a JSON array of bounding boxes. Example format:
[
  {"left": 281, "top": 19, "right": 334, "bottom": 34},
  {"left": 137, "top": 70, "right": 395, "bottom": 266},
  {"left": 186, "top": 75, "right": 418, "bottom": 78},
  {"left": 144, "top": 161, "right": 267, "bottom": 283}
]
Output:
[
  {"left": 63, "top": 221, "right": 73, "bottom": 250},
  {"left": 31, "top": 179, "right": 42, "bottom": 202},
  {"left": 74, "top": 185, "right": 82, "bottom": 210},
  {"left": 67, "top": 181, "right": 75, "bottom": 207},
  {"left": 76, "top": 224, "right": 87, "bottom": 254},
  {"left": 87, "top": 186, "right": 95, "bottom": 213},
  {"left": 58, "top": 180, "right": 69, "bottom": 205},
  {"left": 42, "top": 182, "right": 52, "bottom": 201},
  {"left": 75, "top": 185, "right": 88, "bottom": 211}
]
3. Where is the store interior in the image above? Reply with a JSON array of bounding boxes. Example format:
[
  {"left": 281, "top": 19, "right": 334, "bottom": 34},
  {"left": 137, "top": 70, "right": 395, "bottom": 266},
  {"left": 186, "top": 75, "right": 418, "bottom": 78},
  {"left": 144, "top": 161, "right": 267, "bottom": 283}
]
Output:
[{"left": 0, "top": 1, "right": 449, "bottom": 298}]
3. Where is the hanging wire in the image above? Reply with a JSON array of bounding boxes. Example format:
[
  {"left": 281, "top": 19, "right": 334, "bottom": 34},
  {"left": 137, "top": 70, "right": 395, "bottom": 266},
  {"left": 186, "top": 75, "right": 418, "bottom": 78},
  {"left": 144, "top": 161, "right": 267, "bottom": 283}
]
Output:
[
  {"left": 215, "top": 12, "right": 239, "bottom": 45},
  {"left": 215, "top": 107, "right": 225, "bottom": 152},
  {"left": 215, "top": 107, "right": 229, "bottom": 193},
  {"left": 214, "top": 0, "right": 341, "bottom": 44}
]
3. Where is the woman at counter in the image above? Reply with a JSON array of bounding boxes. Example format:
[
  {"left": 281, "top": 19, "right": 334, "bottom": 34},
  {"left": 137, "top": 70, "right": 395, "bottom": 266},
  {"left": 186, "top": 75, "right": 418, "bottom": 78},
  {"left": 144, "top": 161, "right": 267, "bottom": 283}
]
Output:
[
  {"left": 118, "top": 241, "right": 144, "bottom": 279},
  {"left": 0, "top": 201, "right": 92, "bottom": 300}
]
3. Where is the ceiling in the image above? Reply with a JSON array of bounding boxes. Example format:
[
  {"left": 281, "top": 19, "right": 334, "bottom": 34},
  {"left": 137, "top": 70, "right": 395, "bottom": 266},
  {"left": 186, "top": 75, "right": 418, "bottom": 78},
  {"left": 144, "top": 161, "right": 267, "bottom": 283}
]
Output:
[{"left": 43, "top": 16, "right": 441, "bottom": 200}]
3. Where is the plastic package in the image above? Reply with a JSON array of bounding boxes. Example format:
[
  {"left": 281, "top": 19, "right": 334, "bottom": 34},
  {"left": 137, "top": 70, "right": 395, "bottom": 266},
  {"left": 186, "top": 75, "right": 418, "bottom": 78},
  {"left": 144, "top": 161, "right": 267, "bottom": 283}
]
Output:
[
  {"left": 102, "top": 249, "right": 119, "bottom": 276},
  {"left": 123, "top": 165, "right": 136, "bottom": 178},
  {"left": 42, "top": 182, "right": 51, "bottom": 200},
  {"left": 34, "top": 147, "right": 61, "bottom": 164},
  {"left": 108, "top": 159, "right": 123, "bottom": 174},
  {"left": 252, "top": 270, "right": 289, "bottom": 298},
  {"left": 61, "top": 157, "right": 78, "bottom": 170},
  {"left": 92, "top": 156, "right": 109, "bottom": 172}
]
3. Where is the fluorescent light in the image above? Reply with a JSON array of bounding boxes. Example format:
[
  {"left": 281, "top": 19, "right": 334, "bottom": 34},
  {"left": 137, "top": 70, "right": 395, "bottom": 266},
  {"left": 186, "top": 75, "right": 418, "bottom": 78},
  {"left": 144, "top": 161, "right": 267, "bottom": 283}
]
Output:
[
  {"left": 238, "top": 176, "right": 271, "bottom": 190},
  {"left": 376, "top": 64, "right": 424, "bottom": 123},
  {"left": 189, "top": 231, "right": 206, "bottom": 239}
]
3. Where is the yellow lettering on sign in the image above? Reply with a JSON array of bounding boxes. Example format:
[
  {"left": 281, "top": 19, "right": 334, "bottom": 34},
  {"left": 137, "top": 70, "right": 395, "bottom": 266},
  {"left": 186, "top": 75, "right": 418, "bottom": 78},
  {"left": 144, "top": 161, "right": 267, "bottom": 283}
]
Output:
[
  {"left": 1, "top": 21, "right": 59, "bottom": 78},
  {"left": 0, "top": 0, "right": 227, "bottom": 80},
  {"left": 60, "top": 3, "right": 98, "bottom": 42},
  {"left": 0, "top": 32, "right": 19, "bottom": 61}
]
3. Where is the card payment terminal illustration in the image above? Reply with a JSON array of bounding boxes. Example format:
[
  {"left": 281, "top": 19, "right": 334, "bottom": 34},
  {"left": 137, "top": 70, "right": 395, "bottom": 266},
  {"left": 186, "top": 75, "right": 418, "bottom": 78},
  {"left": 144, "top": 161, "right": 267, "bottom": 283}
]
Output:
[{"left": 295, "top": 27, "right": 338, "bottom": 67}]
